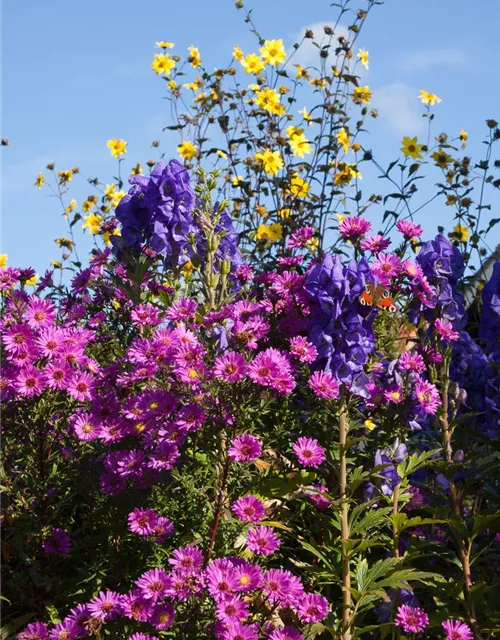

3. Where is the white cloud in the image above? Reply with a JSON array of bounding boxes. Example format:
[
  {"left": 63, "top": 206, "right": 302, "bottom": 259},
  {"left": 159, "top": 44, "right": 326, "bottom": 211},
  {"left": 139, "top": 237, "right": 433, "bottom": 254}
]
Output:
[
  {"left": 288, "top": 21, "right": 349, "bottom": 68},
  {"left": 399, "top": 48, "right": 469, "bottom": 72},
  {"left": 373, "top": 83, "right": 424, "bottom": 137}
]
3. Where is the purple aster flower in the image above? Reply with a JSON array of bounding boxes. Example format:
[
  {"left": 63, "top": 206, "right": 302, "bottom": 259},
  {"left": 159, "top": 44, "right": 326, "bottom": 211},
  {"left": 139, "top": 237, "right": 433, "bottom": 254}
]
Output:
[
  {"left": 246, "top": 526, "right": 280, "bottom": 556},
  {"left": 131, "top": 303, "right": 162, "bottom": 328},
  {"left": 228, "top": 434, "right": 262, "bottom": 463},
  {"left": 394, "top": 604, "right": 429, "bottom": 633},
  {"left": 49, "top": 620, "right": 76, "bottom": 640},
  {"left": 88, "top": 590, "right": 122, "bottom": 621},
  {"left": 67, "top": 604, "right": 92, "bottom": 636},
  {"left": 414, "top": 376, "right": 440, "bottom": 414},
  {"left": 395, "top": 220, "right": 423, "bottom": 239},
  {"left": 135, "top": 568, "right": 171, "bottom": 601},
  {"left": 269, "top": 627, "right": 303, "bottom": 640},
  {"left": 150, "top": 602, "right": 175, "bottom": 630},
  {"left": 127, "top": 508, "right": 158, "bottom": 536},
  {"left": 360, "top": 233, "right": 391, "bottom": 254},
  {"left": 383, "top": 383, "right": 404, "bottom": 404},
  {"left": 45, "top": 361, "right": 72, "bottom": 392},
  {"left": 42, "top": 528, "right": 71, "bottom": 554},
  {"left": 292, "top": 437, "right": 326, "bottom": 468},
  {"left": 17, "top": 622, "right": 49, "bottom": 640},
  {"left": 308, "top": 370, "right": 340, "bottom": 399},
  {"left": 232, "top": 495, "right": 266, "bottom": 523},
  {"left": 288, "top": 226, "right": 316, "bottom": 249},
  {"left": 339, "top": 216, "right": 372, "bottom": 239},
  {"left": 289, "top": 336, "right": 318, "bottom": 363},
  {"left": 128, "top": 634, "right": 159, "bottom": 640},
  {"left": 295, "top": 593, "right": 329, "bottom": 623},
  {"left": 442, "top": 619, "right": 474, "bottom": 640},
  {"left": 213, "top": 352, "right": 247, "bottom": 383}
]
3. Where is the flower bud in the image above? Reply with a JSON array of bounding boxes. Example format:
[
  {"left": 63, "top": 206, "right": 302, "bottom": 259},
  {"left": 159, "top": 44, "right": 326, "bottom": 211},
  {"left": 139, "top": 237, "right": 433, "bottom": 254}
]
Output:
[
  {"left": 454, "top": 450, "right": 465, "bottom": 463},
  {"left": 207, "top": 234, "right": 220, "bottom": 252},
  {"left": 220, "top": 259, "right": 231, "bottom": 275}
]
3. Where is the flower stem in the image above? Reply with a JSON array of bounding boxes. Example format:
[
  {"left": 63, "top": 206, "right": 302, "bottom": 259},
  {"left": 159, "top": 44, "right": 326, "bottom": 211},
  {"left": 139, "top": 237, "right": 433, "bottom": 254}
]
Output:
[
  {"left": 441, "top": 380, "right": 482, "bottom": 640},
  {"left": 339, "top": 401, "right": 352, "bottom": 640},
  {"left": 206, "top": 430, "right": 230, "bottom": 564}
]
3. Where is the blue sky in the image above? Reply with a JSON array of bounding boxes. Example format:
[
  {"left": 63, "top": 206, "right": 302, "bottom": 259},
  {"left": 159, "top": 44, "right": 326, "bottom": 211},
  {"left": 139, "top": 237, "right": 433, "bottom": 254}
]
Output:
[{"left": 3, "top": 0, "right": 499, "bottom": 276}]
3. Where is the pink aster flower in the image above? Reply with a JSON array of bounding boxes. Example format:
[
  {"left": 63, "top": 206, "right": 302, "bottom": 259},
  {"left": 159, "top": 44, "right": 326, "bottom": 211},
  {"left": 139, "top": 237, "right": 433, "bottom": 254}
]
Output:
[
  {"left": 165, "top": 297, "right": 198, "bottom": 322},
  {"left": 292, "top": 437, "right": 326, "bottom": 468},
  {"left": 73, "top": 412, "right": 100, "bottom": 441},
  {"left": 26, "top": 298, "right": 56, "bottom": 329},
  {"left": 269, "top": 627, "right": 303, "bottom": 640},
  {"left": 205, "top": 561, "right": 240, "bottom": 598},
  {"left": 44, "top": 361, "right": 71, "bottom": 391},
  {"left": 309, "top": 370, "right": 340, "bottom": 399},
  {"left": 278, "top": 256, "right": 304, "bottom": 267},
  {"left": 396, "top": 220, "right": 424, "bottom": 240},
  {"left": 371, "top": 253, "right": 402, "bottom": 285},
  {"left": 398, "top": 351, "right": 425, "bottom": 373},
  {"left": 213, "top": 352, "right": 247, "bottom": 383},
  {"left": 233, "top": 562, "right": 264, "bottom": 592},
  {"left": 402, "top": 259, "right": 424, "bottom": 280},
  {"left": 248, "top": 348, "right": 295, "bottom": 395},
  {"left": 216, "top": 594, "right": 249, "bottom": 623},
  {"left": 442, "top": 619, "right": 474, "bottom": 640},
  {"left": 289, "top": 336, "right": 318, "bottom": 363},
  {"left": 307, "top": 483, "right": 330, "bottom": 510},
  {"left": 2, "top": 324, "right": 33, "bottom": 354},
  {"left": 339, "top": 216, "right": 372, "bottom": 239},
  {"left": 135, "top": 568, "right": 171, "bottom": 601},
  {"left": 224, "top": 622, "right": 259, "bottom": 640},
  {"left": 234, "top": 265, "right": 254, "bottom": 283},
  {"left": 168, "top": 545, "right": 204, "bottom": 573},
  {"left": 228, "top": 434, "right": 262, "bottom": 463},
  {"left": 287, "top": 226, "right": 315, "bottom": 249},
  {"left": 232, "top": 495, "right": 266, "bottom": 523},
  {"left": 263, "top": 569, "right": 292, "bottom": 603},
  {"left": 414, "top": 376, "right": 441, "bottom": 415},
  {"left": 246, "top": 526, "right": 280, "bottom": 556},
  {"left": 394, "top": 604, "right": 429, "bottom": 633},
  {"left": 128, "top": 634, "right": 158, "bottom": 640},
  {"left": 128, "top": 508, "right": 159, "bottom": 536},
  {"left": 67, "top": 371, "right": 94, "bottom": 402},
  {"left": 435, "top": 319, "right": 459, "bottom": 342},
  {"left": 15, "top": 365, "right": 44, "bottom": 397},
  {"left": 131, "top": 303, "right": 161, "bottom": 328},
  {"left": 360, "top": 234, "right": 391, "bottom": 254},
  {"left": 121, "top": 590, "right": 151, "bottom": 622},
  {"left": 296, "top": 593, "right": 329, "bottom": 623},
  {"left": 151, "top": 516, "right": 174, "bottom": 543},
  {"left": 88, "top": 590, "right": 122, "bottom": 620}
]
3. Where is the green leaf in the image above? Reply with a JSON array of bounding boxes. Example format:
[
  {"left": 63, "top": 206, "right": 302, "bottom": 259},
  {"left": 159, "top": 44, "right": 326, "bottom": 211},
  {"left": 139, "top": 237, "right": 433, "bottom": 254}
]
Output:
[
  {"left": 350, "top": 507, "right": 392, "bottom": 535},
  {"left": 256, "top": 471, "right": 316, "bottom": 498}
]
